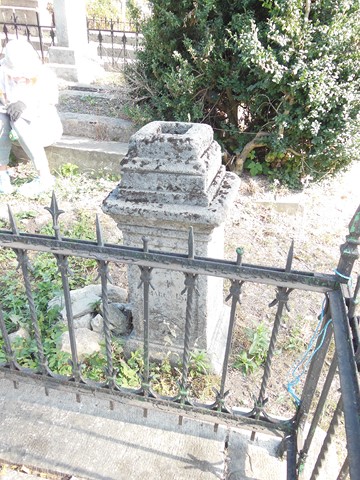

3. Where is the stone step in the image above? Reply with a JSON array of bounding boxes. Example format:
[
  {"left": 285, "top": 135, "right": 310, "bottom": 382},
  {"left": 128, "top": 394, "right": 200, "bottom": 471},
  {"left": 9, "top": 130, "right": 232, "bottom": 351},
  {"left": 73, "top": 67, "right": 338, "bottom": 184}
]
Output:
[
  {"left": 59, "top": 111, "right": 137, "bottom": 143},
  {"left": 46, "top": 135, "right": 128, "bottom": 176},
  {"left": 59, "top": 84, "right": 125, "bottom": 97}
]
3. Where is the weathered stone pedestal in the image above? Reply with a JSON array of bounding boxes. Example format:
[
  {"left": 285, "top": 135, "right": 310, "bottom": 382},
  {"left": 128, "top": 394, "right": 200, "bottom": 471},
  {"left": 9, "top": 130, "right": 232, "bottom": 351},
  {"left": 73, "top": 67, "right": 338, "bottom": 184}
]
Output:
[{"left": 103, "top": 121, "right": 240, "bottom": 372}]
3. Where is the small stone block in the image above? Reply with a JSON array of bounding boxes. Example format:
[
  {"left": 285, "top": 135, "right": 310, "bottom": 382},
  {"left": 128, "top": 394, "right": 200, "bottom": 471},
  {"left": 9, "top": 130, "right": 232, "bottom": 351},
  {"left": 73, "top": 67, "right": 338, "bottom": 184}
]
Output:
[{"left": 256, "top": 200, "right": 304, "bottom": 215}]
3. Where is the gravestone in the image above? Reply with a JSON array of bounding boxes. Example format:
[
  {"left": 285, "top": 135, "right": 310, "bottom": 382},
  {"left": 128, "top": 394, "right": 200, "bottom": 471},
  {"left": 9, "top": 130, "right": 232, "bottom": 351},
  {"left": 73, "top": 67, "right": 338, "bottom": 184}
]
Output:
[
  {"left": 103, "top": 121, "right": 240, "bottom": 372},
  {"left": 48, "top": 0, "right": 102, "bottom": 82}
]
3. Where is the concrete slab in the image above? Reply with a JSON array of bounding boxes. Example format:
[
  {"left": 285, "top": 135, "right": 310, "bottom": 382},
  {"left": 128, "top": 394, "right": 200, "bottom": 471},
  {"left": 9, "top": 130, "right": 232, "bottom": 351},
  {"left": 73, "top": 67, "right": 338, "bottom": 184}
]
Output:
[
  {"left": 0, "top": 374, "right": 340, "bottom": 480},
  {"left": 226, "top": 423, "right": 340, "bottom": 480},
  {"left": 0, "top": 376, "right": 227, "bottom": 480},
  {"left": 255, "top": 200, "right": 304, "bottom": 215},
  {"left": 227, "top": 429, "right": 287, "bottom": 480},
  {"left": 46, "top": 137, "right": 128, "bottom": 175}
]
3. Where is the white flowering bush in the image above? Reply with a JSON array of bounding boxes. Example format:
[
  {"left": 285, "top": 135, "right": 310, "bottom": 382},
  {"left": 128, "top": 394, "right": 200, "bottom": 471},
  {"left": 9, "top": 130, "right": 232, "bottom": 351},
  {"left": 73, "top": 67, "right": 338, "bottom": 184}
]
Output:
[{"left": 128, "top": 0, "right": 360, "bottom": 187}]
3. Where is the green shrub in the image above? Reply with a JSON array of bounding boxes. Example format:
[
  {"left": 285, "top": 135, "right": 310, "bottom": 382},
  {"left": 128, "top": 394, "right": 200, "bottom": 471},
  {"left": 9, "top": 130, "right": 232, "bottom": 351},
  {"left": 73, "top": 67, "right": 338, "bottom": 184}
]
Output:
[{"left": 128, "top": 0, "right": 360, "bottom": 187}]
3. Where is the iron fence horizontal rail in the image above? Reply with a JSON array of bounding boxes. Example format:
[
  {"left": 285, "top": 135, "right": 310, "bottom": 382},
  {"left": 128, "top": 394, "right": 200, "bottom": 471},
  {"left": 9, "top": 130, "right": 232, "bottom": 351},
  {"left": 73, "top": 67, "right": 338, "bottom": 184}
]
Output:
[
  {"left": 0, "top": 21, "right": 53, "bottom": 29},
  {"left": 0, "top": 369, "right": 290, "bottom": 437},
  {"left": 0, "top": 6, "right": 38, "bottom": 12},
  {"left": 0, "top": 22, "right": 137, "bottom": 39},
  {"left": 88, "top": 28, "right": 140, "bottom": 35},
  {"left": 0, "top": 230, "right": 341, "bottom": 293},
  {"left": 86, "top": 17, "right": 136, "bottom": 30}
]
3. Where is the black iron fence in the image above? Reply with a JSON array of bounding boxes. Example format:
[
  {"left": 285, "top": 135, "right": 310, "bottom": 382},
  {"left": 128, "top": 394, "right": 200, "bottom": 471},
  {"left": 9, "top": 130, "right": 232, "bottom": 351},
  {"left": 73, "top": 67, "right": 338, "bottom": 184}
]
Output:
[
  {"left": 87, "top": 16, "right": 141, "bottom": 67},
  {"left": 0, "top": 197, "right": 359, "bottom": 479},
  {"left": 0, "top": 7, "right": 140, "bottom": 67},
  {"left": 0, "top": 6, "right": 55, "bottom": 63},
  {"left": 87, "top": 16, "right": 137, "bottom": 32}
]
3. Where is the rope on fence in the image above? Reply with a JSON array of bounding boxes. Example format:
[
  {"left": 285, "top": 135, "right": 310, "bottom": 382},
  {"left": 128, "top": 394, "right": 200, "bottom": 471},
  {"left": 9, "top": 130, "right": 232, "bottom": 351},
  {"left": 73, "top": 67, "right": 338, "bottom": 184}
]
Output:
[{"left": 286, "top": 298, "right": 333, "bottom": 406}]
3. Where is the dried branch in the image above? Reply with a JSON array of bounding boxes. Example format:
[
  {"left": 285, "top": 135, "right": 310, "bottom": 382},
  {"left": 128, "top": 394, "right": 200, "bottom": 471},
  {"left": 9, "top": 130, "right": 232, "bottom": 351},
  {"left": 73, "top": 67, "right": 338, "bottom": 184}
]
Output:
[
  {"left": 231, "top": 131, "right": 269, "bottom": 174},
  {"left": 304, "top": 0, "right": 311, "bottom": 22}
]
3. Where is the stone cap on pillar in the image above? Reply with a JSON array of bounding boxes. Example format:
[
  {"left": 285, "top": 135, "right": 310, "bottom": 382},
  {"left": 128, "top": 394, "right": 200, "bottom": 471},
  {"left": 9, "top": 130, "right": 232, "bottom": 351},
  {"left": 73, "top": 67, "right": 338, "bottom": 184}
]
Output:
[
  {"left": 103, "top": 121, "right": 240, "bottom": 228},
  {"left": 126, "top": 121, "right": 214, "bottom": 165},
  {"left": 117, "top": 121, "right": 226, "bottom": 207},
  {"left": 103, "top": 122, "right": 240, "bottom": 228}
]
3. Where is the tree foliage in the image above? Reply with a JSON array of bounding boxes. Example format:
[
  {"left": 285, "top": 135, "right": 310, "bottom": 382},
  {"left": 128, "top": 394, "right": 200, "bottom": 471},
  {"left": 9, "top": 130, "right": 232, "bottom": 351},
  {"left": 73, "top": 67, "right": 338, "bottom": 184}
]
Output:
[
  {"left": 129, "top": 0, "right": 360, "bottom": 187},
  {"left": 86, "top": 0, "right": 120, "bottom": 18}
]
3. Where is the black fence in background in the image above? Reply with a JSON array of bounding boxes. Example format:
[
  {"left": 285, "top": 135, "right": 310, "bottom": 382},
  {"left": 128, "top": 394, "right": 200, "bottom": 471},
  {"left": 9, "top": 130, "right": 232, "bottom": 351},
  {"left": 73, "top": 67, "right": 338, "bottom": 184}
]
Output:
[
  {"left": 0, "top": 7, "right": 141, "bottom": 68},
  {"left": 87, "top": 16, "right": 141, "bottom": 67},
  {"left": 0, "top": 6, "right": 55, "bottom": 63}
]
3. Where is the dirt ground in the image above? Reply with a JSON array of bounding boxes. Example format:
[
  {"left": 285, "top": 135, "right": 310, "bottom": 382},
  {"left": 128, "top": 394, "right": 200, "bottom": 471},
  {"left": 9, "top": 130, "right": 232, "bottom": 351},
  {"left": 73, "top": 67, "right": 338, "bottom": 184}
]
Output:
[{"left": 223, "top": 161, "right": 359, "bottom": 418}]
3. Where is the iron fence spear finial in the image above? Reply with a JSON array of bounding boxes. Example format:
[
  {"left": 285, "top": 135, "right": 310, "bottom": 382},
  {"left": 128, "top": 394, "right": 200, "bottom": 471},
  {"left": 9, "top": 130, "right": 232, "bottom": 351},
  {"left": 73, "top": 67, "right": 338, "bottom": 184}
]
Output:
[
  {"left": 44, "top": 192, "right": 64, "bottom": 241},
  {"left": 188, "top": 227, "right": 194, "bottom": 259},
  {"left": 7, "top": 205, "right": 19, "bottom": 235},
  {"left": 286, "top": 239, "right": 295, "bottom": 273},
  {"left": 96, "top": 214, "right": 104, "bottom": 247}
]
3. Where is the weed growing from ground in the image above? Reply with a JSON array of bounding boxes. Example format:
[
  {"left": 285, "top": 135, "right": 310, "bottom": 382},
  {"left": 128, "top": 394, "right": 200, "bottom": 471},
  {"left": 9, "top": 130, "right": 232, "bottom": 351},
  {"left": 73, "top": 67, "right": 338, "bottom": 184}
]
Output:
[
  {"left": 0, "top": 213, "right": 98, "bottom": 371},
  {"left": 0, "top": 219, "right": 9, "bottom": 229},
  {"left": 14, "top": 211, "right": 38, "bottom": 221},
  {"left": 283, "top": 326, "right": 306, "bottom": 353},
  {"left": 57, "top": 163, "right": 80, "bottom": 177},
  {"left": 0, "top": 247, "right": 16, "bottom": 264},
  {"left": 233, "top": 322, "right": 270, "bottom": 374}
]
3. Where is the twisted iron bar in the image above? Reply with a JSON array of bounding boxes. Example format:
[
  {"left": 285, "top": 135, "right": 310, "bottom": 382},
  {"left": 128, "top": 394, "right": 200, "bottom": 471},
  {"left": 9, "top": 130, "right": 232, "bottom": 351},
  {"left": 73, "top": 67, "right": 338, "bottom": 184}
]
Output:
[
  {"left": 296, "top": 301, "right": 333, "bottom": 433},
  {"left": 310, "top": 396, "right": 343, "bottom": 480},
  {"left": 137, "top": 237, "right": 155, "bottom": 397},
  {"left": 259, "top": 287, "right": 293, "bottom": 405},
  {"left": 55, "top": 254, "right": 83, "bottom": 384},
  {"left": 46, "top": 194, "right": 84, "bottom": 384},
  {"left": 297, "top": 354, "right": 338, "bottom": 474},
  {"left": 251, "top": 242, "right": 294, "bottom": 440},
  {"left": 15, "top": 249, "right": 50, "bottom": 376},
  {"left": 7, "top": 207, "right": 52, "bottom": 378},
  {"left": 175, "top": 228, "right": 199, "bottom": 405},
  {"left": 175, "top": 272, "right": 198, "bottom": 405},
  {"left": 212, "top": 247, "right": 244, "bottom": 413},
  {"left": 98, "top": 259, "right": 117, "bottom": 388},
  {"left": 96, "top": 215, "right": 117, "bottom": 389}
]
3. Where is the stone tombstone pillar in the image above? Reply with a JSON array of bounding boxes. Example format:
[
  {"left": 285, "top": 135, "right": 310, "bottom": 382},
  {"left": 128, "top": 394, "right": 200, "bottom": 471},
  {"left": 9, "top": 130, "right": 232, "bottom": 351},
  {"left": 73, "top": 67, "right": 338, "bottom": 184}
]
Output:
[
  {"left": 103, "top": 122, "right": 240, "bottom": 372},
  {"left": 48, "top": 0, "right": 101, "bottom": 82}
]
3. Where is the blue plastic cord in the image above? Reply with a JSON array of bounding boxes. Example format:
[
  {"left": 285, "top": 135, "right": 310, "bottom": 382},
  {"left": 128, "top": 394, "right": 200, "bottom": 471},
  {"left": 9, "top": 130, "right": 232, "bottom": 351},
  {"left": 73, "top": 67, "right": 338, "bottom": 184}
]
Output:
[
  {"left": 286, "top": 298, "right": 332, "bottom": 406},
  {"left": 334, "top": 269, "right": 352, "bottom": 287}
]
